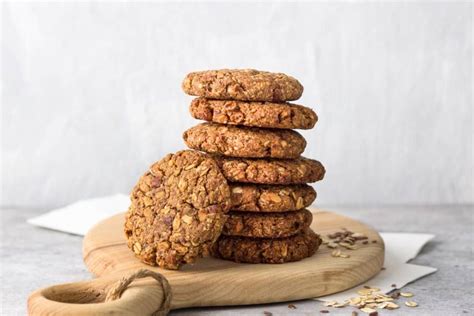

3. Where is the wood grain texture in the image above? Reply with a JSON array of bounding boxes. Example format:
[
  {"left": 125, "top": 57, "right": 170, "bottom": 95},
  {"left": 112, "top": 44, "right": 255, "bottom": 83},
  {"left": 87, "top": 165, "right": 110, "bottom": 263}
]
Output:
[
  {"left": 84, "top": 210, "right": 384, "bottom": 308},
  {"left": 28, "top": 274, "right": 165, "bottom": 315},
  {"left": 28, "top": 209, "right": 384, "bottom": 315}
]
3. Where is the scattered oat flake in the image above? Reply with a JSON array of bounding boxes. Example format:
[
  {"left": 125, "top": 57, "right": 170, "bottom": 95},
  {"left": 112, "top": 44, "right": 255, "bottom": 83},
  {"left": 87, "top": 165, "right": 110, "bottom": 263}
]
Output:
[
  {"left": 405, "top": 301, "right": 418, "bottom": 307},
  {"left": 341, "top": 243, "right": 358, "bottom": 250},
  {"left": 333, "top": 301, "right": 349, "bottom": 308},
  {"left": 288, "top": 304, "right": 297, "bottom": 309},
  {"left": 318, "top": 275, "right": 417, "bottom": 314},
  {"left": 360, "top": 307, "right": 377, "bottom": 314},
  {"left": 385, "top": 302, "right": 399, "bottom": 310},
  {"left": 357, "top": 289, "right": 374, "bottom": 295}
]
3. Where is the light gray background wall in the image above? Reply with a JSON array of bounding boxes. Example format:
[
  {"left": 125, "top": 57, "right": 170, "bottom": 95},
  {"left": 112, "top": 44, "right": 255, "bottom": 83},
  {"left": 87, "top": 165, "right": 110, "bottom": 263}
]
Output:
[{"left": 1, "top": 1, "right": 472, "bottom": 209}]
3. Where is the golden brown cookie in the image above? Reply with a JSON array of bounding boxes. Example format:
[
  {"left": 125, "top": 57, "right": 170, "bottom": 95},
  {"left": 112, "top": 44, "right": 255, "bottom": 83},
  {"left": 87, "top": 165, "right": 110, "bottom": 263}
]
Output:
[
  {"left": 230, "top": 184, "right": 316, "bottom": 212},
  {"left": 212, "top": 229, "right": 321, "bottom": 264},
  {"left": 215, "top": 156, "right": 325, "bottom": 184},
  {"left": 190, "top": 98, "right": 317, "bottom": 130},
  {"left": 182, "top": 69, "right": 303, "bottom": 102},
  {"left": 222, "top": 209, "right": 312, "bottom": 238},
  {"left": 124, "top": 150, "right": 231, "bottom": 270},
  {"left": 183, "top": 123, "right": 306, "bottom": 159}
]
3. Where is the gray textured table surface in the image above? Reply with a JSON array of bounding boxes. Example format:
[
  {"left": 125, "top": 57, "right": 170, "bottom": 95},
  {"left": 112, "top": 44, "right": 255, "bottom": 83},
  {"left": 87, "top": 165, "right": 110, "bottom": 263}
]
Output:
[{"left": 1, "top": 205, "right": 472, "bottom": 315}]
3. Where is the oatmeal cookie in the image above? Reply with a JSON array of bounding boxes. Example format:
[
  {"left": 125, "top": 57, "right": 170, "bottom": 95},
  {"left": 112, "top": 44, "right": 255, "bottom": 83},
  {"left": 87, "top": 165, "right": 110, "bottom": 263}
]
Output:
[
  {"left": 230, "top": 184, "right": 316, "bottom": 212},
  {"left": 212, "top": 229, "right": 321, "bottom": 263},
  {"left": 190, "top": 98, "right": 317, "bottom": 129},
  {"left": 183, "top": 123, "right": 306, "bottom": 159},
  {"left": 182, "top": 69, "right": 303, "bottom": 102},
  {"left": 222, "top": 209, "right": 312, "bottom": 238},
  {"left": 124, "top": 150, "right": 231, "bottom": 270},
  {"left": 215, "top": 156, "right": 325, "bottom": 184}
]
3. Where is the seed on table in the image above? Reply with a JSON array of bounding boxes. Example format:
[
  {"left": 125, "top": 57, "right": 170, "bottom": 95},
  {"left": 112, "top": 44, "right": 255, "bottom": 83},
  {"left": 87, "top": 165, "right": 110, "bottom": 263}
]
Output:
[{"left": 405, "top": 301, "right": 418, "bottom": 307}]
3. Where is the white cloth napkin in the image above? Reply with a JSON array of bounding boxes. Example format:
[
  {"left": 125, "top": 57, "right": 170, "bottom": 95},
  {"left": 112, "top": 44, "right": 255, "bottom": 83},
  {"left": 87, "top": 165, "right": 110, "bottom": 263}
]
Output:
[
  {"left": 27, "top": 195, "right": 437, "bottom": 299},
  {"left": 27, "top": 194, "right": 130, "bottom": 235}
]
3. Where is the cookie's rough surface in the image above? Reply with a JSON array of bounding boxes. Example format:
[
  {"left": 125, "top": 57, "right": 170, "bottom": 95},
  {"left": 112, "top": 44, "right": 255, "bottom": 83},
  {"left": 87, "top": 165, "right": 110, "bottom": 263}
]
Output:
[
  {"left": 230, "top": 184, "right": 316, "bottom": 212},
  {"left": 215, "top": 156, "right": 325, "bottom": 184},
  {"left": 124, "top": 150, "right": 231, "bottom": 270},
  {"left": 182, "top": 69, "right": 303, "bottom": 102},
  {"left": 213, "top": 229, "right": 321, "bottom": 264},
  {"left": 222, "top": 209, "right": 312, "bottom": 238},
  {"left": 190, "top": 98, "right": 317, "bottom": 130},
  {"left": 183, "top": 123, "right": 306, "bottom": 159}
]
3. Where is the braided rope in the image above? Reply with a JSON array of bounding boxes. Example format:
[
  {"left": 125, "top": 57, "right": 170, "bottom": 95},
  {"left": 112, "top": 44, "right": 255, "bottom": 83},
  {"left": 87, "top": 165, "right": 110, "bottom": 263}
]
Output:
[{"left": 105, "top": 269, "right": 172, "bottom": 315}]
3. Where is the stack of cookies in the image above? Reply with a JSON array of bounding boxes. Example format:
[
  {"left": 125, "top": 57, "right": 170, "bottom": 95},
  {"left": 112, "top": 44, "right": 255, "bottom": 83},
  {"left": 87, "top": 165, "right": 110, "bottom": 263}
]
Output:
[{"left": 182, "top": 69, "right": 326, "bottom": 264}]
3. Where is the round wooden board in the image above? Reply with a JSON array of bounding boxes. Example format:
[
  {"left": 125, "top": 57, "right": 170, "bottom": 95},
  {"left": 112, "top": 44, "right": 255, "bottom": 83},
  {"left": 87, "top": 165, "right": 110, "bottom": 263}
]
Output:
[{"left": 83, "top": 209, "right": 384, "bottom": 309}]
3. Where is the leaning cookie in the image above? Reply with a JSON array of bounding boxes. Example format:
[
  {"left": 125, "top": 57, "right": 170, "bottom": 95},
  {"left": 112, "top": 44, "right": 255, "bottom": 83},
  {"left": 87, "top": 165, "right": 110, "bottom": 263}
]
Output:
[
  {"left": 182, "top": 69, "right": 303, "bottom": 102},
  {"left": 230, "top": 184, "right": 316, "bottom": 212},
  {"left": 212, "top": 229, "right": 321, "bottom": 264},
  {"left": 190, "top": 98, "right": 317, "bottom": 130},
  {"left": 222, "top": 209, "right": 312, "bottom": 238},
  {"left": 183, "top": 123, "right": 306, "bottom": 159},
  {"left": 214, "top": 156, "right": 325, "bottom": 184},
  {"left": 124, "top": 150, "right": 231, "bottom": 270}
]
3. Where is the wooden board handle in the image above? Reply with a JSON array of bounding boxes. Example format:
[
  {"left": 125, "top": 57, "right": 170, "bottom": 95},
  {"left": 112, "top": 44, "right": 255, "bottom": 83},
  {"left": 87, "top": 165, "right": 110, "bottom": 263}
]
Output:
[{"left": 27, "top": 269, "right": 172, "bottom": 315}]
